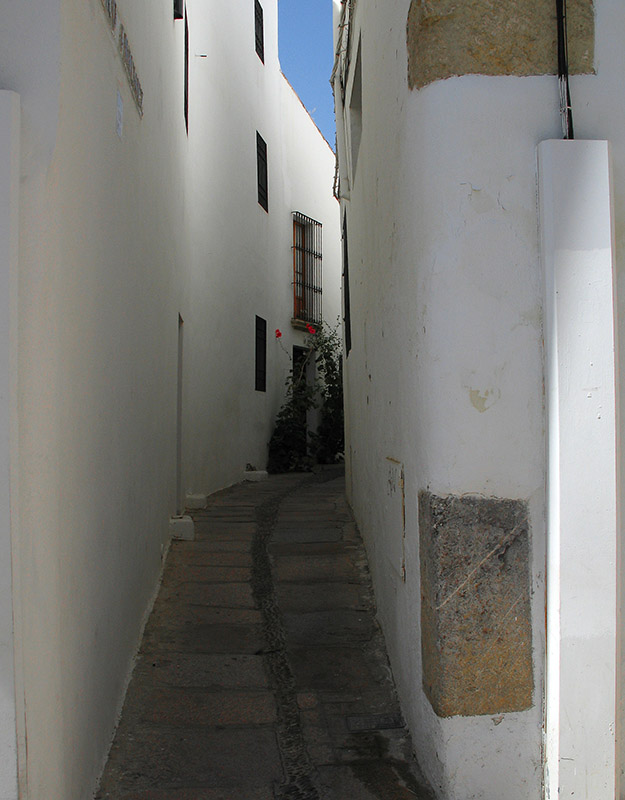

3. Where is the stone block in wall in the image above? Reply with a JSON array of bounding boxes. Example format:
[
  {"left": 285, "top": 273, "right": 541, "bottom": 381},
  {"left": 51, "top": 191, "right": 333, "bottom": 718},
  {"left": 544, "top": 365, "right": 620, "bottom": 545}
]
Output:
[
  {"left": 407, "top": 0, "right": 595, "bottom": 90},
  {"left": 419, "top": 491, "right": 533, "bottom": 717}
]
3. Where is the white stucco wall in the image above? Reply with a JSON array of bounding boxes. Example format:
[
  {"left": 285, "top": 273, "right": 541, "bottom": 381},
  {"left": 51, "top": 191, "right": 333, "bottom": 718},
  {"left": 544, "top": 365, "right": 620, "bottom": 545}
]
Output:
[
  {"left": 0, "top": 90, "right": 19, "bottom": 800},
  {"left": 280, "top": 77, "right": 341, "bottom": 335},
  {"left": 0, "top": 1, "right": 340, "bottom": 797},
  {"left": 336, "top": 0, "right": 625, "bottom": 797},
  {"left": 0, "top": 1, "right": 187, "bottom": 796},
  {"left": 540, "top": 139, "right": 618, "bottom": 800},
  {"left": 180, "top": 0, "right": 340, "bottom": 497}
]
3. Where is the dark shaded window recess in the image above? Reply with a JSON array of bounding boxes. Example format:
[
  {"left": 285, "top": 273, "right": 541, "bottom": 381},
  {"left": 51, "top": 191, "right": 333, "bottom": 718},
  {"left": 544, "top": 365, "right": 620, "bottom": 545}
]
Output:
[
  {"left": 255, "top": 316, "right": 267, "bottom": 392},
  {"left": 257, "top": 132, "right": 268, "bottom": 211},
  {"left": 174, "top": 0, "right": 183, "bottom": 20},
  {"left": 292, "top": 212, "right": 322, "bottom": 328},
  {"left": 349, "top": 39, "right": 363, "bottom": 182},
  {"left": 342, "top": 214, "right": 352, "bottom": 355},
  {"left": 255, "top": 0, "right": 265, "bottom": 63},
  {"left": 184, "top": 13, "right": 189, "bottom": 132}
]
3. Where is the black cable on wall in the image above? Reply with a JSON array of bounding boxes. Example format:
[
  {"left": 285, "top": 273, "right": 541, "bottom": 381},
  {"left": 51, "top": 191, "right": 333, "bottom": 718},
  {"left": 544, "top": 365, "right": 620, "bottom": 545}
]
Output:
[{"left": 556, "top": 0, "right": 574, "bottom": 139}]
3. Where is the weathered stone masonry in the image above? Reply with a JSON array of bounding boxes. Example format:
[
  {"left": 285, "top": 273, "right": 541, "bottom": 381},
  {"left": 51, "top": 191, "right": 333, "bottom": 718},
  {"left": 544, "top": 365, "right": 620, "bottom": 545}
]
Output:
[
  {"left": 407, "top": 0, "right": 595, "bottom": 90},
  {"left": 419, "top": 492, "right": 533, "bottom": 717}
]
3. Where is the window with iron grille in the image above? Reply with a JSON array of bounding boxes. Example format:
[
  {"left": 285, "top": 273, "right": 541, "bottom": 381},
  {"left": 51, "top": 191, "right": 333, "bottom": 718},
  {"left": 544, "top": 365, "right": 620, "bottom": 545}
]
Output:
[
  {"left": 255, "top": 316, "right": 267, "bottom": 392},
  {"left": 257, "top": 132, "right": 268, "bottom": 211},
  {"left": 292, "top": 213, "right": 322, "bottom": 326},
  {"left": 255, "top": 0, "right": 265, "bottom": 63}
]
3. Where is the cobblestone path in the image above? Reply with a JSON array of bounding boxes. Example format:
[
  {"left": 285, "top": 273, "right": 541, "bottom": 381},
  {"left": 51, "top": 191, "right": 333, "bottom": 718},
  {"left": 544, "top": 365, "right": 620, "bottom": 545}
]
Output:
[{"left": 96, "top": 470, "right": 434, "bottom": 800}]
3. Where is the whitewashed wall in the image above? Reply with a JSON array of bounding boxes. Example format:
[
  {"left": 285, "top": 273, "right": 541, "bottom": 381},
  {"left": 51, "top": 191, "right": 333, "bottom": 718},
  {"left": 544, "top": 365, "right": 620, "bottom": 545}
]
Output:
[
  {"left": 280, "top": 77, "right": 341, "bottom": 336},
  {"left": 0, "top": 1, "right": 186, "bottom": 797},
  {"left": 180, "top": 0, "right": 340, "bottom": 498},
  {"left": 336, "top": 0, "right": 625, "bottom": 797},
  {"left": 0, "top": 0, "right": 340, "bottom": 798},
  {"left": 0, "top": 90, "right": 19, "bottom": 800}
]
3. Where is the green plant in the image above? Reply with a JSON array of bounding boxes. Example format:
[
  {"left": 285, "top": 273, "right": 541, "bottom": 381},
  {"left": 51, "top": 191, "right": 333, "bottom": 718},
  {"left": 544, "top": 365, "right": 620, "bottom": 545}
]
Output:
[
  {"left": 267, "top": 320, "right": 344, "bottom": 473},
  {"left": 309, "top": 322, "right": 344, "bottom": 464}
]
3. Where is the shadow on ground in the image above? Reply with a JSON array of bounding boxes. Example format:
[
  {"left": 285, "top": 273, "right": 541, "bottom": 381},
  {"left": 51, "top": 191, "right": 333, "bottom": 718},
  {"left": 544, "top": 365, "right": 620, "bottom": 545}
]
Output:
[{"left": 96, "top": 469, "right": 435, "bottom": 800}]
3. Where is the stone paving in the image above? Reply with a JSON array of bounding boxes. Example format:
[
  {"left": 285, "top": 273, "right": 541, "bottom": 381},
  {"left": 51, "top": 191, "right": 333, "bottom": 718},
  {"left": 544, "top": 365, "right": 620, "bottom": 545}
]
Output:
[{"left": 96, "top": 470, "right": 434, "bottom": 800}]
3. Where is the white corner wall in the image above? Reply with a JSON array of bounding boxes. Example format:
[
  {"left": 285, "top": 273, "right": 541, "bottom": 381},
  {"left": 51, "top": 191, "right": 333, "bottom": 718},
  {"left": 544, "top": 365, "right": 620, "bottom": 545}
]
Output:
[
  {"left": 337, "top": 0, "right": 625, "bottom": 798},
  {"left": 0, "top": 90, "right": 19, "bottom": 800},
  {"left": 539, "top": 139, "right": 618, "bottom": 800}
]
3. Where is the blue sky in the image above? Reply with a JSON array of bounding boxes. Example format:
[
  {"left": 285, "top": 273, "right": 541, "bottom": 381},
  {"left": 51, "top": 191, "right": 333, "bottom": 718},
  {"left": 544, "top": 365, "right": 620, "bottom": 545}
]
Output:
[{"left": 278, "top": 0, "right": 336, "bottom": 148}]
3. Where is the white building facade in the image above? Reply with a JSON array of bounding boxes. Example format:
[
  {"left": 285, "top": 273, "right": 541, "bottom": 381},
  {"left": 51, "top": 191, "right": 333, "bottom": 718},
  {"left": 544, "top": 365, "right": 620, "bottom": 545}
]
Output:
[
  {"left": 333, "top": 1, "right": 624, "bottom": 798},
  {"left": 0, "top": 1, "right": 340, "bottom": 798}
]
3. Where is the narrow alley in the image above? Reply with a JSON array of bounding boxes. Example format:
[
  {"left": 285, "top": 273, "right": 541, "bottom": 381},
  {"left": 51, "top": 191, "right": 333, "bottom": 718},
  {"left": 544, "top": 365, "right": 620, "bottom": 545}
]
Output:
[
  {"left": 3, "top": 0, "right": 624, "bottom": 796},
  {"left": 95, "top": 470, "right": 434, "bottom": 800}
]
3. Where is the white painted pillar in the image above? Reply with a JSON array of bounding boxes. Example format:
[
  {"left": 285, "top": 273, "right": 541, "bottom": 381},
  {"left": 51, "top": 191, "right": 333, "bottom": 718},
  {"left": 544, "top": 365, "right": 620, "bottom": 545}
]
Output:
[
  {"left": 0, "top": 91, "right": 19, "bottom": 800},
  {"left": 539, "top": 139, "right": 618, "bottom": 799}
]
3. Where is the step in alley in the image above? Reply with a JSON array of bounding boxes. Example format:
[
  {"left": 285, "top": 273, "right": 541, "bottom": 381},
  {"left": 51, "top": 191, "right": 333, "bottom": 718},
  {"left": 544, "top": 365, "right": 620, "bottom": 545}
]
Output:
[{"left": 96, "top": 470, "right": 435, "bottom": 800}]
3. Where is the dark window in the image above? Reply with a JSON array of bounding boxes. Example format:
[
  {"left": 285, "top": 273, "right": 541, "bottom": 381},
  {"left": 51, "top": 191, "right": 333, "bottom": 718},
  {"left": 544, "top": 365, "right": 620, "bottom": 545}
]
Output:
[
  {"left": 255, "top": 0, "right": 265, "bottom": 63},
  {"left": 184, "top": 14, "right": 189, "bottom": 132},
  {"left": 255, "top": 316, "right": 267, "bottom": 392},
  {"left": 257, "top": 132, "right": 268, "bottom": 211},
  {"left": 342, "top": 215, "right": 352, "bottom": 355},
  {"left": 174, "top": 0, "right": 183, "bottom": 20},
  {"left": 349, "top": 40, "right": 363, "bottom": 181},
  {"left": 292, "top": 212, "right": 322, "bottom": 325}
]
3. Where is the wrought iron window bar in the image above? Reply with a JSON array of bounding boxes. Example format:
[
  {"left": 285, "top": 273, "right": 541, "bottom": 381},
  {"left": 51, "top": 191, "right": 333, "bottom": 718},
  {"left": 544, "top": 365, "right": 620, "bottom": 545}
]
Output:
[{"left": 292, "top": 212, "right": 322, "bottom": 327}]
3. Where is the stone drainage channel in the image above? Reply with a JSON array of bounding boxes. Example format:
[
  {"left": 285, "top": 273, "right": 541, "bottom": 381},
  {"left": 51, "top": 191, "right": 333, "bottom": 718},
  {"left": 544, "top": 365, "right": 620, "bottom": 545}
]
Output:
[{"left": 253, "top": 488, "right": 319, "bottom": 799}]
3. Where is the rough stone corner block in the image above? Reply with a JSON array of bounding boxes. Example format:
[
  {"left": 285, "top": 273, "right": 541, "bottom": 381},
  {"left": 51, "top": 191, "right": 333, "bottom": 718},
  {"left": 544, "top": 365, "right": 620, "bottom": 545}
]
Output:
[
  {"left": 419, "top": 491, "right": 533, "bottom": 717},
  {"left": 407, "top": 0, "right": 595, "bottom": 90}
]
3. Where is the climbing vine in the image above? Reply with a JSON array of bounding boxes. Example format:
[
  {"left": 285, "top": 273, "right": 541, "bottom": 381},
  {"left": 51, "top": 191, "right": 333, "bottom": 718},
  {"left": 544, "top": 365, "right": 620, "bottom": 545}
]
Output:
[{"left": 267, "top": 321, "right": 344, "bottom": 473}]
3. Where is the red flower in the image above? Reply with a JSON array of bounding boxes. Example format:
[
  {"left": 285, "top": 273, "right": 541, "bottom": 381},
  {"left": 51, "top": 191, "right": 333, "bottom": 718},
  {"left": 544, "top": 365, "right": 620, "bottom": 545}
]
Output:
[
  {"left": 306, "top": 324, "right": 316, "bottom": 335},
  {"left": 275, "top": 329, "right": 282, "bottom": 338}
]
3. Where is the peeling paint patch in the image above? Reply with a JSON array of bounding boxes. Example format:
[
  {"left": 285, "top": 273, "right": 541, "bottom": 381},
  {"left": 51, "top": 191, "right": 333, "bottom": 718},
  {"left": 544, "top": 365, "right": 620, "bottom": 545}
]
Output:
[
  {"left": 407, "top": 0, "right": 594, "bottom": 90},
  {"left": 469, "top": 387, "right": 500, "bottom": 413},
  {"left": 419, "top": 491, "right": 533, "bottom": 717},
  {"left": 467, "top": 185, "right": 496, "bottom": 214}
]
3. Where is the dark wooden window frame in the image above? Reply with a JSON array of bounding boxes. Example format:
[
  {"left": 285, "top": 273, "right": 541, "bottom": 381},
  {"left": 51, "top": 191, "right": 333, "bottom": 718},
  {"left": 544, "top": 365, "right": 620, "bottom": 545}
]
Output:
[
  {"left": 257, "top": 132, "right": 268, "bottom": 212},
  {"left": 255, "top": 0, "right": 265, "bottom": 63},
  {"left": 255, "top": 316, "right": 267, "bottom": 392},
  {"left": 184, "top": 12, "right": 189, "bottom": 133},
  {"left": 342, "top": 214, "right": 352, "bottom": 355}
]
